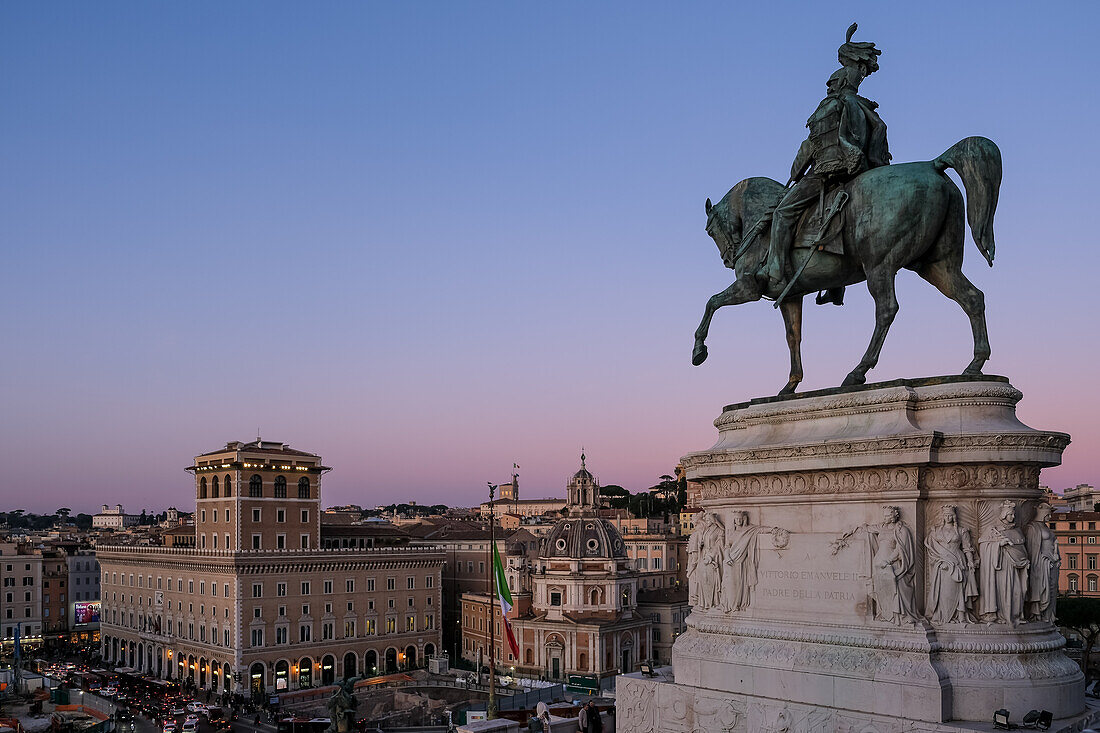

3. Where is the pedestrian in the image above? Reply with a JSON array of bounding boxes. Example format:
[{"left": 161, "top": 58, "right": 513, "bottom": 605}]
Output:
[
  {"left": 584, "top": 701, "right": 602, "bottom": 733},
  {"left": 576, "top": 704, "right": 587, "bottom": 733}
]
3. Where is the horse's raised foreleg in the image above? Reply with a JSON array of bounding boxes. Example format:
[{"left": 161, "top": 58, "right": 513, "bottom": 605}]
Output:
[
  {"left": 778, "top": 297, "right": 804, "bottom": 395},
  {"left": 916, "top": 260, "right": 990, "bottom": 375},
  {"left": 692, "top": 277, "right": 762, "bottom": 366},
  {"left": 842, "top": 269, "right": 899, "bottom": 386}
]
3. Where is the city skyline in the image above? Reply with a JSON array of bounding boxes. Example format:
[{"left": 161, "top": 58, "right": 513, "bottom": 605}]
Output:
[{"left": 2, "top": 2, "right": 1099, "bottom": 512}]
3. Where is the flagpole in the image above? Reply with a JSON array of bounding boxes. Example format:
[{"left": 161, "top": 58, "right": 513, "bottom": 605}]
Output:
[{"left": 487, "top": 482, "right": 498, "bottom": 720}]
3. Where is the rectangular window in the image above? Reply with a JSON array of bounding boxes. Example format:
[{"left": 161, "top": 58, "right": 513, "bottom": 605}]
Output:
[
  {"left": 1090, "top": 555, "right": 1098, "bottom": 570},
  {"left": 275, "top": 626, "right": 287, "bottom": 644},
  {"left": 201, "top": 510, "right": 206, "bottom": 522},
  {"left": 1070, "top": 555, "right": 1079, "bottom": 569},
  {"left": 276, "top": 534, "right": 286, "bottom": 549},
  {"left": 323, "top": 580, "right": 333, "bottom": 594},
  {"left": 322, "top": 622, "right": 334, "bottom": 640},
  {"left": 344, "top": 620, "right": 355, "bottom": 638},
  {"left": 300, "top": 534, "right": 309, "bottom": 548},
  {"left": 253, "top": 509, "right": 261, "bottom": 522},
  {"left": 301, "top": 582, "right": 311, "bottom": 595},
  {"left": 364, "top": 619, "right": 376, "bottom": 635},
  {"left": 225, "top": 509, "right": 230, "bottom": 522},
  {"left": 345, "top": 579, "right": 354, "bottom": 593},
  {"left": 425, "top": 576, "right": 433, "bottom": 588},
  {"left": 252, "top": 534, "right": 261, "bottom": 549},
  {"left": 188, "top": 580, "right": 194, "bottom": 593},
  {"left": 277, "top": 509, "right": 285, "bottom": 523},
  {"left": 301, "top": 510, "right": 309, "bottom": 523},
  {"left": 367, "top": 579, "right": 375, "bottom": 592},
  {"left": 425, "top": 614, "right": 434, "bottom": 630},
  {"left": 406, "top": 615, "right": 415, "bottom": 631},
  {"left": 299, "top": 625, "right": 311, "bottom": 642},
  {"left": 1070, "top": 537, "right": 1078, "bottom": 544},
  {"left": 407, "top": 576, "right": 415, "bottom": 590},
  {"left": 254, "top": 607, "right": 261, "bottom": 618},
  {"left": 386, "top": 618, "right": 396, "bottom": 634},
  {"left": 550, "top": 592, "right": 562, "bottom": 606},
  {"left": 212, "top": 510, "right": 217, "bottom": 523},
  {"left": 277, "top": 583, "right": 287, "bottom": 597},
  {"left": 387, "top": 578, "right": 395, "bottom": 591}
]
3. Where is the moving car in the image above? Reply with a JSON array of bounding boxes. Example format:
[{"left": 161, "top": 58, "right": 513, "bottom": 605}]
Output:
[{"left": 182, "top": 722, "right": 198, "bottom": 733}]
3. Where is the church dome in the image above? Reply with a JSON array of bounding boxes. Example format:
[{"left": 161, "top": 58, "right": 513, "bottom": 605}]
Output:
[{"left": 542, "top": 517, "right": 626, "bottom": 560}]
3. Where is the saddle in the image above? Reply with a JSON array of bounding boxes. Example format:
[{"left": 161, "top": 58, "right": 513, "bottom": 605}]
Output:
[{"left": 793, "top": 181, "right": 848, "bottom": 256}]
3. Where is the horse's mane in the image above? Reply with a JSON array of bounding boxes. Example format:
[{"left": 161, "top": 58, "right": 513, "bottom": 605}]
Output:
[{"left": 711, "top": 177, "right": 786, "bottom": 270}]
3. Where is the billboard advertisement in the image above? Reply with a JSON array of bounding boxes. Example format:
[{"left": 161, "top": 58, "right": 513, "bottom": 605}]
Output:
[{"left": 74, "top": 601, "right": 101, "bottom": 625}]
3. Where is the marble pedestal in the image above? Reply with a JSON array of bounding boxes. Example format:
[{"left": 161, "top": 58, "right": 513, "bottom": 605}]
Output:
[{"left": 617, "top": 377, "right": 1092, "bottom": 732}]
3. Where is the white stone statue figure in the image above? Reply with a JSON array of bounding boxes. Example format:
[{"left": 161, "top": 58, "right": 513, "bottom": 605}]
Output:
[
  {"left": 698, "top": 512, "right": 725, "bottom": 610},
  {"left": 978, "top": 500, "right": 1031, "bottom": 626},
  {"left": 833, "top": 505, "right": 920, "bottom": 625},
  {"left": 687, "top": 509, "right": 725, "bottom": 610},
  {"left": 925, "top": 505, "right": 979, "bottom": 623},
  {"left": 1026, "top": 502, "right": 1060, "bottom": 623},
  {"left": 722, "top": 511, "right": 780, "bottom": 613}
]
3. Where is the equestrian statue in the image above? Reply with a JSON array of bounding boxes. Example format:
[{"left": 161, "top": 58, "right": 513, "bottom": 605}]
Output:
[{"left": 691, "top": 24, "right": 1000, "bottom": 394}]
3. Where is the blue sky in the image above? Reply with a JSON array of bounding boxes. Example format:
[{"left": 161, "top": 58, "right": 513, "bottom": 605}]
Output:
[{"left": 1, "top": 2, "right": 1098, "bottom": 512}]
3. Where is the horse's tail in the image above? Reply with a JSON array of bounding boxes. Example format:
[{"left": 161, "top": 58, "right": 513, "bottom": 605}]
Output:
[{"left": 933, "top": 136, "right": 1001, "bottom": 266}]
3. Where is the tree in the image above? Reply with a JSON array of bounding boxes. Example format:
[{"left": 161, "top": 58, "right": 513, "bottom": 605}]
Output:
[
  {"left": 56, "top": 508, "right": 72, "bottom": 523},
  {"left": 1057, "top": 595, "right": 1100, "bottom": 680}
]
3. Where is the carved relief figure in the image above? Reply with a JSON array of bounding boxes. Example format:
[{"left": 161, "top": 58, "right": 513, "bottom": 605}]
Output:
[
  {"left": 686, "top": 509, "right": 707, "bottom": 606},
  {"left": 978, "top": 500, "right": 1030, "bottom": 625},
  {"left": 722, "top": 511, "right": 787, "bottom": 613},
  {"left": 688, "top": 510, "right": 725, "bottom": 610},
  {"left": 833, "top": 505, "right": 920, "bottom": 624},
  {"left": 698, "top": 512, "right": 726, "bottom": 610},
  {"left": 1026, "top": 502, "right": 1060, "bottom": 623},
  {"left": 925, "top": 505, "right": 979, "bottom": 623}
]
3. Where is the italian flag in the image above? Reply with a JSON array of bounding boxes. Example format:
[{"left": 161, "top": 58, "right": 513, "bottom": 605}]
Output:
[{"left": 492, "top": 543, "right": 520, "bottom": 659}]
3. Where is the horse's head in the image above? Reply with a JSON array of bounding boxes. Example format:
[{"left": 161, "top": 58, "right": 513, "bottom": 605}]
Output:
[{"left": 704, "top": 189, "right": 742, "bottom": 270}]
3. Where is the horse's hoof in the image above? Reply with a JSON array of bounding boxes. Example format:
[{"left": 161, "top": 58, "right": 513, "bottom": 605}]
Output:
[
  {"left": 777, "top": 381, "right": 799, "bottom": 396},
  {"left": 841, "top": 372, "right": 866, "bottom": 387},
  {"left": 692, "top": 344, "right": 708, "bottom": 366},
  {"left": 962, "top": 364, "right": 985, "bottom": 376}
]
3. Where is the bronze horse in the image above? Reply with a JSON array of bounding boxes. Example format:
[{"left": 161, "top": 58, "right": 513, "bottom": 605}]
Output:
[{"left": 692, "top": 136, "right": 1001, "bottom": 394}]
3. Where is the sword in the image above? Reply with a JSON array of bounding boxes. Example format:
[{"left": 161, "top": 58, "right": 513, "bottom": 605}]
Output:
[{"left": 773, "top": 191, "right": 849, "bottom": 308}]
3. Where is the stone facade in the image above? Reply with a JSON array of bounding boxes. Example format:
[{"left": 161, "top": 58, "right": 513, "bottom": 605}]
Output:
[{"left": 617, "top": 377, "right": 1091, "bottom": 730}]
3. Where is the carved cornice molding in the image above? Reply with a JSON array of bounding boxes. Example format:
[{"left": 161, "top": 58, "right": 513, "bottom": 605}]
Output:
[
  {"left": 684, "top": 435, "right": 935, "bottom": 473},
  {"left": 921, "top": 464, "right": 1043, "bottom": 492},
  {"left": 696, "top": 465, "right": 918, "bottom": 500}
]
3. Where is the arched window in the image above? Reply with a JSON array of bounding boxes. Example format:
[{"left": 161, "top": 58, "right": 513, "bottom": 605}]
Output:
[
  {"left": 274, "top": 476, "right": 287, "bottom": 498},
  {"left": 199, "top": 477, "right": 207, "bottom": 499},
  {"left": 211, "top": 475, "right": 219, "bottom": 498},
  {"left": 1089, "top": 575, "right": 1098, "bottom": 593},
  {"left": 525, "top": 648, "right": 533, "bottom": 665},
  {"left": 249, "top": 475, "right": 262, "bottom": 497},
  {"left": 223, "top": 475, "right": 232, "bottom": 497},
  {"left": 298, "top": 477, "right": 310, "bottom": 499}
]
